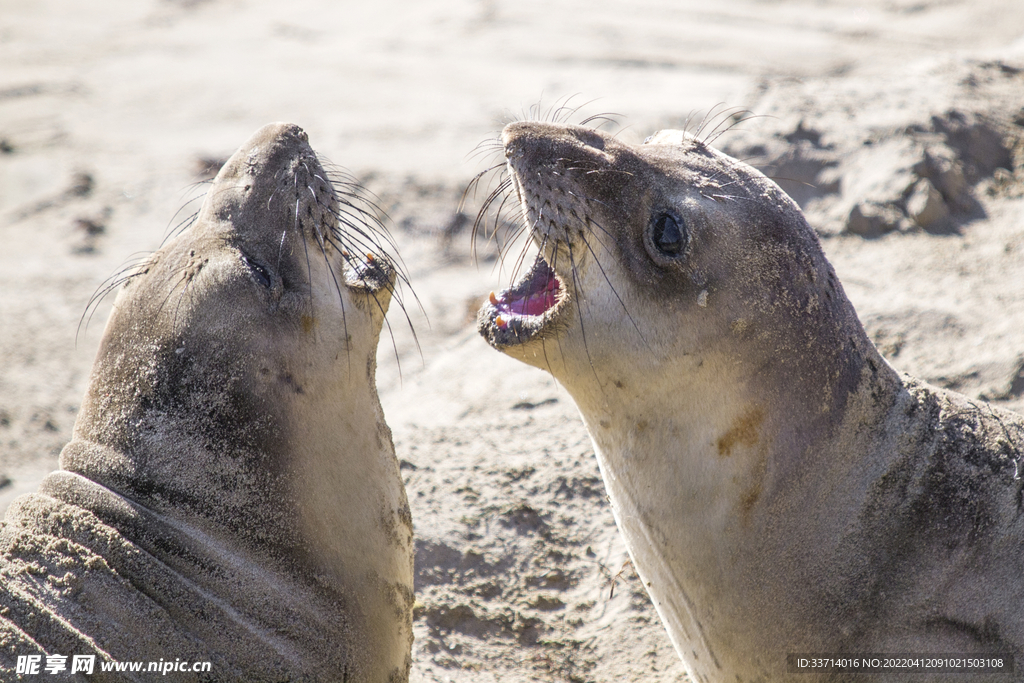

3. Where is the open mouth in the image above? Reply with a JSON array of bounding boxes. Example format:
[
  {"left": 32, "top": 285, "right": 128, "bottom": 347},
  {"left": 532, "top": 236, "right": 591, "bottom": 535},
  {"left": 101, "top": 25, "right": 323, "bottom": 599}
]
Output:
[{"left": 479, "top": 252, "right": 565, "bottom": 346}]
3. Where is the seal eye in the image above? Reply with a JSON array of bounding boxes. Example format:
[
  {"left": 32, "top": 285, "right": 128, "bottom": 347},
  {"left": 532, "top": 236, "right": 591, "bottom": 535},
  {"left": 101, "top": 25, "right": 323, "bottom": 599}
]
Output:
[
  {"left": 243, "top": 256, "right": 272, "bottom": 288},
  {"left": 650, "top": 212, "right": 687, "bottom": 257}
]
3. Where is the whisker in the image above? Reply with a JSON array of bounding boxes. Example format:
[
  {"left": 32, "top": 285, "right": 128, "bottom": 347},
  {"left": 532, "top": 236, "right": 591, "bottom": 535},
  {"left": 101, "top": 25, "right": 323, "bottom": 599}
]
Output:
[
  {"left": 471, "top": 175, "right": 515, "bottom": 265},
  {"left": 578, "top": 112, "right": 623, "bottom": 129},
  {"left": 564, "top": 238, "right": 602, "bottom": 386},
  {"left": 77, "top": 254, "right": 155, "bottom": 342},
  {"left": 691, "top": 103, "right": 729, "bottom": 141},
  {"left": 702, "top": 110, "right": 764, "bottom": 148},
  {"left": 577, "top": 229, "right": 648, "bottom": 348}
]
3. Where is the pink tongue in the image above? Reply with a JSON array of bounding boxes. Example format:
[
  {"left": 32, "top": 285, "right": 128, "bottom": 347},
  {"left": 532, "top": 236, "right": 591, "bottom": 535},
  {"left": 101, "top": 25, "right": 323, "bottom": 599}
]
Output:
[
  {"left": 508, "top": 274, "right": 559, "bottom": 316},
  {"left": 511, "top": 290, "right": 557, "bottom": 316}
]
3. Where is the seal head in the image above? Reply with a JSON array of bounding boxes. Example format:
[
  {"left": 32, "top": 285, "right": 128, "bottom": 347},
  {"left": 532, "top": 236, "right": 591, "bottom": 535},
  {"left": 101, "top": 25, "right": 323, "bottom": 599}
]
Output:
[{"left": 479, "top": 122, "right": 1024, "bottom": 682}]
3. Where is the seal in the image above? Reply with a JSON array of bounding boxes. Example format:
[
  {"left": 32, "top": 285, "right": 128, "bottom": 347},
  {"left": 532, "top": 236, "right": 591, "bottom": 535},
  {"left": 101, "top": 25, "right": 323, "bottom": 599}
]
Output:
[
  {"left": 478, "top": 121, "right": 1024, "bottom": 682},
  {"left": 0, "top": 123, "right": 414, "bottom": 682}
]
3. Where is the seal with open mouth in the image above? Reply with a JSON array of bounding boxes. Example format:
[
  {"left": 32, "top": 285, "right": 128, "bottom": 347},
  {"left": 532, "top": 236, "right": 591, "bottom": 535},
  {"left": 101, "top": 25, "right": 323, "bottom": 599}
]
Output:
[
  {"left": 478, "top": 122, "right": 1024, "bottom": 682},
  {"left": 0, "top": 123, "right": 414, "bottom": 682}
]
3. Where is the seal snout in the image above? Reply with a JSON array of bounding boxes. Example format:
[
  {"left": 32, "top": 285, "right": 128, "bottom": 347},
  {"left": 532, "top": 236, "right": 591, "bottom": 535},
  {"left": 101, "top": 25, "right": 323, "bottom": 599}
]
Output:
[
  {"left": 478, "top": 122, "right": 626, "bottom": 352},
  {"left": 502, "top": 121, "right": 610, "bottom": 166},
  {"left": 253, "top": 121, "right": 309, "bottom": 153},
  {"left": 202, "top": 123, "right": 403, "bottom": 304}
]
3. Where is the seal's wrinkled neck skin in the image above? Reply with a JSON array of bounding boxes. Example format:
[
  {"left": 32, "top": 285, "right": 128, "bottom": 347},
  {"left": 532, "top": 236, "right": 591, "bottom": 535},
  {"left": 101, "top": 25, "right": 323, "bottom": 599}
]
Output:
[
  {"left": 479, "top": 122, "right": 939, "bottom": 681},
  {"left": 58, "top": 124, "right": 413, "bottom": 681}
]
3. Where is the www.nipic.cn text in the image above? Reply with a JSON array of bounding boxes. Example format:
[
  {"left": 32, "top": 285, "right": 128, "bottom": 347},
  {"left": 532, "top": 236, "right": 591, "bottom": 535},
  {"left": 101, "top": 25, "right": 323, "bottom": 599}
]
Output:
[{"left": 16, "top": 654, "right": 213, "bottom": 676}]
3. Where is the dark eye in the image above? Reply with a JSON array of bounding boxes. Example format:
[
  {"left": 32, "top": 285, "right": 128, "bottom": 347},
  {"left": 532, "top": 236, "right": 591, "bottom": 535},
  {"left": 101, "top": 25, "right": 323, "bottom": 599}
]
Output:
[
  {"left": 243, "top": 256, "right": 272, "bottom": 288},
  {"left": 650, "top": 212, "right": 687, "bottom": 257}
]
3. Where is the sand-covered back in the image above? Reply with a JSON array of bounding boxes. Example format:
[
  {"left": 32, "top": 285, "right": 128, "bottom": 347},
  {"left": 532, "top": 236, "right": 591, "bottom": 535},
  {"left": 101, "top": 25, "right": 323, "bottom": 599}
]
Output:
[{"left": 2, "top": 1, "right": 1023, "bottom": 680}]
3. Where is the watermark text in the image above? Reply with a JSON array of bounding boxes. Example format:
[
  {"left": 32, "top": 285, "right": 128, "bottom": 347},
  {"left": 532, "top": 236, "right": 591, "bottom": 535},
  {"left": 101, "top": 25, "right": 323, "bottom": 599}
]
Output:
[
  {"left": 787, "top": 653, "right": 1013, "bottom": 674},
  {"left": 16, "top": 654, "right": 212, "bottom": 676}
]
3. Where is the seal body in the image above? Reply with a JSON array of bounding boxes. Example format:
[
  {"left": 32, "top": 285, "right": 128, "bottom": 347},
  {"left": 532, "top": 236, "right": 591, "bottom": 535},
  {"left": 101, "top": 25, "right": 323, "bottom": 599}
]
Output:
[
  {"left": 478, "top": 122, "right": 1024, "bottom": 682},
  {"left": 0, "top": 123, "right": 414, "bottom": 682}
]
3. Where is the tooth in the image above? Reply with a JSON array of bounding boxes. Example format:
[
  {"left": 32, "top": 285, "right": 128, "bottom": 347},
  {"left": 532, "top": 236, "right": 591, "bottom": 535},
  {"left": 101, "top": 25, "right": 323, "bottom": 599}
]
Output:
[
  {"left": 489, "top": 291, "right": 499, "bottom": 305},
  {"left": 496, "top": 315, "right": 507, "bottom": 329},
  {"left": 366, "top": 252, "right": 375, "bottom": 261}
]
